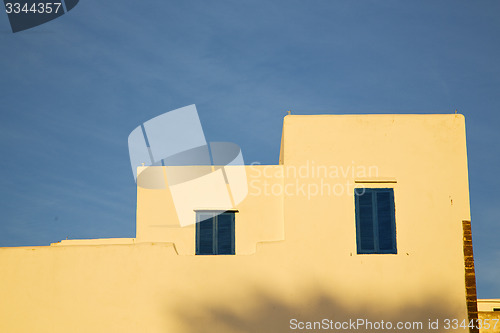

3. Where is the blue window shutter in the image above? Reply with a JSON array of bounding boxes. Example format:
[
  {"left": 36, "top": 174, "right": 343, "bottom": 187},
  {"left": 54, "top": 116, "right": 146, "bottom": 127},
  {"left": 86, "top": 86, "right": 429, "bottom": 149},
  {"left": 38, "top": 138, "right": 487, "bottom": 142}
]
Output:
[
  {"left": 196, "top": 211, "right": 235, "bottom": 255},
  {"left": 216, "top": 213, "right": 235, "bottom": 255},
  {"left": 356, "top": 189, "right": 375, "bottom": 253},
  {"left": 376, "top": 190, "right": 396, "bottom": 253},
  {"left": 355, "top": 188, "right": 397, "bottom": 254},
  {"left": 196, "top": 213, "right": 215, "bottom": 255}
]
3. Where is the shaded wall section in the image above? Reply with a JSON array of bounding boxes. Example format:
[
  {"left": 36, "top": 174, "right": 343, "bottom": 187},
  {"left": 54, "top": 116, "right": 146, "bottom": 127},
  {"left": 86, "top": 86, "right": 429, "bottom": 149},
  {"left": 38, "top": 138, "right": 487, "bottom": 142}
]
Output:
[{"left": 0, "top": 243, "right": 471, "bottom": 333}]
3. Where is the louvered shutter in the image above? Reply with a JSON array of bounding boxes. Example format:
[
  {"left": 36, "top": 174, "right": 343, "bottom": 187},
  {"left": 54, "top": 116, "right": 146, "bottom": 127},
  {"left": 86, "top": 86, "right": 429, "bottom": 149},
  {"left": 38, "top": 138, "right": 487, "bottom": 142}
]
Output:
[
  {"left": 196, "top": 213, "right": 215, "bottom": 255},
  {"left": 376, "top": 189, "right": 396, "bottom": 253},
  {"left": 356, "top": 189, "right": 375, "bottom": 253},
  {"left": 355, "top": 188, "right": 396, "bottom": 254},
  {"left": 216, "top": 213, "right": 235, "bottom": 255}
]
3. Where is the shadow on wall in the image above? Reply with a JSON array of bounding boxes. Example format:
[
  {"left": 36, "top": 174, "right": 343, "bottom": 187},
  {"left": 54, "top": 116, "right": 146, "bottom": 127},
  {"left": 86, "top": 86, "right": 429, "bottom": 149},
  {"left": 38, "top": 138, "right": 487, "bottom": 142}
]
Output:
[{"left": 168, "top": 286, "right": 467, "bottom": 333}]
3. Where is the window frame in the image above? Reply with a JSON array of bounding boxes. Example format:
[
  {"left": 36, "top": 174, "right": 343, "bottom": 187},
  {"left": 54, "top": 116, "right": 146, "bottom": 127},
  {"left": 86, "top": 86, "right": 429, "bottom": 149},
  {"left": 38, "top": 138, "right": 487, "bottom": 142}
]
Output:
[
  {"left": 354, "top": 188, "right": 397, "bottom": 254},
  {"left": 195, "top": 211, "right": 235, "bottom": 255}
]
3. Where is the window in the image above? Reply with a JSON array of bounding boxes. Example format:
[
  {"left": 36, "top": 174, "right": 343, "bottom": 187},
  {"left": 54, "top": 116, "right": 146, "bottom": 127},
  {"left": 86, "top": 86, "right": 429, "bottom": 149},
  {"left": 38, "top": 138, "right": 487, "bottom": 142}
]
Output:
[
  {"left": 196, "top": 211, "right": 235, "bottom": 255},
  {"left": 354, "top": 188, "right": 397, "bottom": 254}
]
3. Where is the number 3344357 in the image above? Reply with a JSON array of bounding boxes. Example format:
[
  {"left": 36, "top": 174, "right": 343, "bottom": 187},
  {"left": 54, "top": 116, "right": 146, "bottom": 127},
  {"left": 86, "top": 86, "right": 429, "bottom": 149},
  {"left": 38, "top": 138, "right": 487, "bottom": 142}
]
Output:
[{"left": 5, "top": 2, "right": 62, "bottom": 14}]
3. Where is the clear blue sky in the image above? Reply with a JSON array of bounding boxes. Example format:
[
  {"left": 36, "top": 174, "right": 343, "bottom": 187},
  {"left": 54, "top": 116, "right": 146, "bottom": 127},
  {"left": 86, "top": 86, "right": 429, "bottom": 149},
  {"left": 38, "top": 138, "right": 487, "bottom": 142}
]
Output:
[{"left": 0, "top": 0, "right": 498, "bottom": 297}]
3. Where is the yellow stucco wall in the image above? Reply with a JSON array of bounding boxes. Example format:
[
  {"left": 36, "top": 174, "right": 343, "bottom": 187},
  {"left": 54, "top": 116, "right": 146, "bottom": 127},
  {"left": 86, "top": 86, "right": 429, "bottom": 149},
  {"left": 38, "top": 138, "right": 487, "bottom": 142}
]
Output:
[
  {"left": 478, "top": 299, "right": 500, "bottom": 333},
  {"left": 478, "top": 312, "right": 500, "bottom": 333},
  {"left": 135, "top": 165, "right": 285, "bottom": 255},
  {"left": 478, "top": 300, "right": 500, "bottom": 312},
  {"left": 0, "top": 114, "right": 472, "bottom": 332}
]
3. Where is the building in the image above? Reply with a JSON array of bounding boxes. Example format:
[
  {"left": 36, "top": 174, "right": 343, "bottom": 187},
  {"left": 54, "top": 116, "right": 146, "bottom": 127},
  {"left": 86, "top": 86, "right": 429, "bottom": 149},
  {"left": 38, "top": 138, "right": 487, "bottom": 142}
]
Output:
[
  {"left": 477, "top": 299, "right": 500, "bottom": 333},
  {"left": 478, "top": 299, "right": 500, "bottom": 312},
  {"left": 0, "top": 114, "right": 478, "bottom": 332}
]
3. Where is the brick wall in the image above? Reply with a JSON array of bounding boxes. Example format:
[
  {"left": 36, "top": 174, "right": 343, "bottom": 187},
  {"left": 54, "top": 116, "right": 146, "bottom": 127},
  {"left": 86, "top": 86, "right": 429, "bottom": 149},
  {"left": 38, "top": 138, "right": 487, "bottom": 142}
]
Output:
[{"left": 463, "top": 220, "right": 479, "bottom": 333}]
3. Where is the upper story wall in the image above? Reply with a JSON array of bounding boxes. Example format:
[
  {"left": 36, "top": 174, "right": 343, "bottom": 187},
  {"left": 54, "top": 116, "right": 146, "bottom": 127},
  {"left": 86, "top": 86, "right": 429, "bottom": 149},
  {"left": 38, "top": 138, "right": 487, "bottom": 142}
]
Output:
[
  {"left": 136, "top": 114, "right": 470, "bottom": 260},
  {"left": 136, "top": 165, "right": 285, "bottom": 255},
  {"left": 275, "top": 114, "right": 471, "bottom": 315},
  {"left": 280, "top": 114, "right": 470, "bottom": 220}
]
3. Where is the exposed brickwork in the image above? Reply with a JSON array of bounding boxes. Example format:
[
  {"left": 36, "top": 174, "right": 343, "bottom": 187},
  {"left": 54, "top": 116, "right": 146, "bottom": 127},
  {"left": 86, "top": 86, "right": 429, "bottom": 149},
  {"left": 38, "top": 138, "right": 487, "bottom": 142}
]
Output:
[{"left": 463, "top": 220, "right": 479, "bottom": 333}]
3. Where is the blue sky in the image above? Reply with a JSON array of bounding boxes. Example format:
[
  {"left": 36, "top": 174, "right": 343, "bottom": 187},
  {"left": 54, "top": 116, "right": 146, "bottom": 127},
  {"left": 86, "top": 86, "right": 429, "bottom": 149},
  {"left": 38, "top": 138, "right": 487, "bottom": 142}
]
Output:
[{"left": 0, "top": 0, "right": 498, "bottom": 297}]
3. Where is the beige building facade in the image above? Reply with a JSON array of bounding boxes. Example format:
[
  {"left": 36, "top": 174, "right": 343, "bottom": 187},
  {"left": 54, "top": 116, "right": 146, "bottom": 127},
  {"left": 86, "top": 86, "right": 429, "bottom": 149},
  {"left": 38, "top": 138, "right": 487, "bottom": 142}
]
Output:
[
  {"left": 477, "top": 299, "right": 500, "bottom": 333},
  {"left": 0, "top": 114, "right": 478, "bottom": 332}
]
